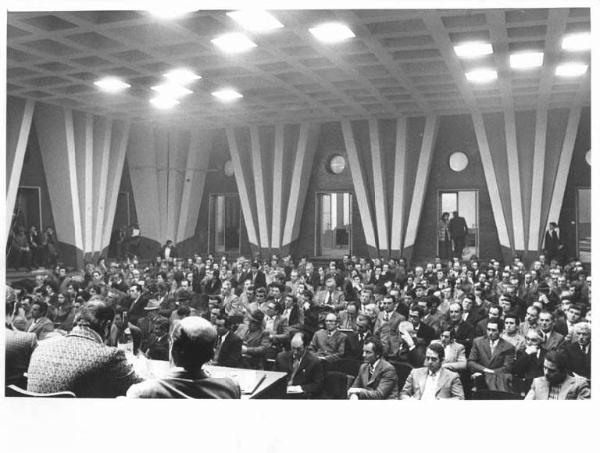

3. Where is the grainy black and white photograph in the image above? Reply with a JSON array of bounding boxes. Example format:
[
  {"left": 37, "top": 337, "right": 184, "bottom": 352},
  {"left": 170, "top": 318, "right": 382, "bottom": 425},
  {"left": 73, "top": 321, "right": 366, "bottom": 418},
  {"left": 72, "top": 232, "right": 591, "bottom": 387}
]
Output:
[{"left": 2, "top": 0, "right": 596, "bottom": 430}]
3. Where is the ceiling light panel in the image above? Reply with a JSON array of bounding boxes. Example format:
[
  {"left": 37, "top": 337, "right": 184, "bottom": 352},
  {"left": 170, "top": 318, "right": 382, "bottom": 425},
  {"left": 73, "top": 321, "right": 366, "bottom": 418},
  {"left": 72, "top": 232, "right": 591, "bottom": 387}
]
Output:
[
  {"left": 212, "top": 88, "right": 243, "bottom": 101},
  {"left": 147, "top": 6, "right": 198, "bottom": 19},
  {"left": 212, "top": 32, "right": 257, "bottom": 53},
  {"left": 94, "top": 76, "right": 131, "bottom": 93},
  {"left": 151, "top": 84, "right": 193, "bottom": 98},
  {"left": 454, "top": 41, "right": 493, "bottom": 59},
  {"left": 555, "top": 62, "right": 588, "bottom": 77},
  {"left": 465, "top": 68, "right": 498, "bottom": 83},
  {"left": 227, "top": 10, "right": 283, "bottom": 32},
  {"left": 561, "top": 32, "right": 591, "bottom": 51},
  {"left": 309, "top": 23, "right": 355, "bottom": 43},
  {"left": 163, "top": 68, "right": 201, "bottom": 84},
  {"left": 150, "top": 96, "right": 180, "bottom": 109},
  {"left": 510, "top": 51, "right": 544, "bottom": 70}
]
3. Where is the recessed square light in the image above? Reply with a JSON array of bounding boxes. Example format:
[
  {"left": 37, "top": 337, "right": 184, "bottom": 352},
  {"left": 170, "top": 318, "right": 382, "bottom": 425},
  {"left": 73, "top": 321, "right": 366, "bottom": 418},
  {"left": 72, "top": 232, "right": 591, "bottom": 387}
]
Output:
[
  {"left": 151, "top": 84, "right": 193, "bottom": 98},
  {"left": 163, "top": 68, "right": 201, "bottom": 85},
  {"left": 147, "top": 6, "right": 197, "bottom": 19},
  {"left": 150, "top": 96, "right": 180, "bottom": 109},
  {"left": 454, "top": 41, "right": 493, "bottom": 59},
  {"left": 309, "top": 23, "right": 355, "bottom": 43},
  {"left": 211, "top": 32, "right": 257, "bottom": 53},
  {"left": 227, "top": 10, "right": 283, "bottom": 32},
  {"left": 510, "top": 51, "right": 544, "bottom": 70},
  {"left": 94, "top": 77, "right": 131, "bottom": 93},
  {"left": 561, "top": 32, "right": 591, "bottom": 52},
  {"left": 465, "top": 68, "right": 498, "bottom": 83},
  {"left": 212, "top": 89, "right": 243, "bottom": 102},
  {"left": 555, "top": 62, "right": 588, "bottom": 77}
]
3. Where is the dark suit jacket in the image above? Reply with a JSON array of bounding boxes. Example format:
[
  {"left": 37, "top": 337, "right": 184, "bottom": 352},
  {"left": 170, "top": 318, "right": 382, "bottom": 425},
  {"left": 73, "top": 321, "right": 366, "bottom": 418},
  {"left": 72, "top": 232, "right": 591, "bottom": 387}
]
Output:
[
  {"left": 127, "top": 368, "right": 241, "bottom": 399},
  {"left": 351, "top": 358, "right": 399, "bottom": 399},
  {"left": 250, "top": 271, "right": 267, "bottom": 289},
  {"left": 414, "top": 322, "right": 436, "bottom": 345},
  {"left": 449, "top": 215, "right": 468, "bottom": 239},
  {"left": 5, "top": 327, "right": 37, "bottom": 387},
  {"left": 451, "top": 321, "right": 475, "bottom": 356},
  {"left": 512, "top": 348, "right": 546, "bottom": 391},
  {"left": 215, "top": 331, "right": 243, "bottom": 368},
  {"left": 562, "top": 342, "right": 591, "bottom": 379},
  {"left": 120, "top": 295, "right": 149, "bottom": 324},
  {"left": 468, "top": 336, "right": 515, "bottom": 373},
  {"left": 275, "top": 350, "right": 324, "bottom": 398}
]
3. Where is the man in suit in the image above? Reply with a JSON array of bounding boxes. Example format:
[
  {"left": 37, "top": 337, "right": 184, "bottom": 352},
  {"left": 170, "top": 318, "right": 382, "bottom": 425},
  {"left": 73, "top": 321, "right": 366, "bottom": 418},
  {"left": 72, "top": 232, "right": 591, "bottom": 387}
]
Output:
[
  {"left": 373, "top": 295, "right": 403, "bottom": 345},
  {"left": 512, "top": 328, "right": 547, "bottom": 394},
  {"left": 434, "top": 326, "right": 467, "bottom": 372},
  {"left": 309, "top": 313, "right": 347, "bottom": 363},
  {"left": 474, "top": 304, "right": 503, "bottom": 338},
  {"left": 221, "top": 279, "right": 244, "bottom": 317},
  {"left": 249, "top": 261, "right": 267, "bottom": 289},
  {"left": 127, "top": 316, "right": 241, "bottom": 399},
  {"left": 5, "top": 301, "right": 38, "bottom": 388},
  {"left": 446, "top": 302, "right": 476, "bottom": 356},
  {"left": 538, "top": 310, "right": 565, "bottom": 352},
  {"left": 400, "top": 343, "right": 464, "bottom": 400},
  {"left": 237, "top": 309, "right": 272, "bottom": 369},
  {"left": 26, "top": 300, "right": 54, "bottom": 341},
  {"left": 408, "top": 305, "right": 436, "bottom": 346},
  {"left": 27, "top": 301, "right": 143, "bottom": 397},
  {"left": 543, "top": 222, "right": 564, "bottom": 264},
  {"left": 275, "top": 331, "right": 324, "bottom": 399},
  {"left": 346, "top": 314, "right": 373, "bottom": 360},
  {"left": 562, "top": 322, "right": 591, "bottom": 379},
  {"left": 213, "top": 315, "right": 242, "bottom": 368},
  {"left": 448, "top": 210, "right": 469, "bottom": 259},
  {"left": 121, "top": 283, "right": 149, "bottom": 325},
  {"left": 468, "top": 318, "right": 515, "bottom": 391},
  {"left": 314, "top": 276, "right": 345, "bottom": 312},
  {"left": 348, "top": 337, "right": 399, "bottom": 400},
  {"left": 525, "top": 350, "right": 590, "bottom": 400}
]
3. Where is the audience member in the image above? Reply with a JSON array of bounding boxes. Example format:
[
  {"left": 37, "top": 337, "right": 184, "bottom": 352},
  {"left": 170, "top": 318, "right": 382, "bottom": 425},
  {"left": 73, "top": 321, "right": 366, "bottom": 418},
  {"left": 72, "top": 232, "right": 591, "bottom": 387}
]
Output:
[
  {"left": 525, "top": 350, "right": 590, "bottom": 400},
  {"left": 347, "top": 338, "right": 399, "bottom": 400}
]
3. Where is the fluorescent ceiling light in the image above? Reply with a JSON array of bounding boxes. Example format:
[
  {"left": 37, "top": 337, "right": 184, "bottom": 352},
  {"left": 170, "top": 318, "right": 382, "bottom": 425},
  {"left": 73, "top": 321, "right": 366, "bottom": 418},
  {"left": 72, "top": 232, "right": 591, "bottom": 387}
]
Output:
[
  {"left": 227, "top": 10, "right": 283, "bottom": 32},
  {"left": 147, "top": 6, "right": 197, "bottom": 19},
  {"left": 212, "top": 89, "right": 243, "bottom": 102},
  {"left": 454, "top": 41, "right": 493, "bottom": 59},
  {"left": 163, "top": 68, "right": 201, "bottom": 85},
  {"left": 150, "top": 96, "right": 180, "bottom": 109},
  {"left": 151, "top": 84, "right": 193, "bottom": 98},
  {"left": 309, "top": 22, "right": 355, "bottom": 43},
  {"left": 465, "top": 68, "right": 498, "bottom": 83},
  {"left": 561, "top": 32, "right": 591, "bottom": 51},
  {"left": 211, "top": 32, "right": 257, "bottom": 53},
  {"left": 94, "top": 77, "right": 130, "bottom": 93},
  {"left": 510, "top": 51, "right": 544, "bottom": 70},
  {"left": 555, "top": 62, "right": 588, "bottom": 77}
]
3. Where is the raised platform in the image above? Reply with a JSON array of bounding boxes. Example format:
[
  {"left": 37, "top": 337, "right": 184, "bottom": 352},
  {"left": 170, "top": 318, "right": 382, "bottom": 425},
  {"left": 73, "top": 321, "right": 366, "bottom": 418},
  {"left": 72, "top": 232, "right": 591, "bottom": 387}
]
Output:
[{"left": 5, "top": 267, "right": 49, "bottom": 284}]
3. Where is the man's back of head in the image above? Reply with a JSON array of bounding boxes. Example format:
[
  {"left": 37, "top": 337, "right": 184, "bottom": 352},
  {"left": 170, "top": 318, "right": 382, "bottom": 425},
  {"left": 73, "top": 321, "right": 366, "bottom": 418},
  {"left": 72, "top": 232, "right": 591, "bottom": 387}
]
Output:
[{"left": 170, "top": 317, "right": 217, "bottom": 370}]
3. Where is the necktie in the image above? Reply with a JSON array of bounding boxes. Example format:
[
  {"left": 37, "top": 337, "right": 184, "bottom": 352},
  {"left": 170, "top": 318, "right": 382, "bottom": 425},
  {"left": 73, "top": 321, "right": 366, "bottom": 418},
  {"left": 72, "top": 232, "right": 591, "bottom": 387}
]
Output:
[
  {"left": 326, "top": 291, "right": 332, "bottom": 305},
  {"left": 384, "top": 312, "right": 389, "bottom": 321},
  {"left": 490, "top": 341, "right": 496, "bottom": 355},
  {"left": 368, "top": 365, "right": 374, "bottom": 379}
]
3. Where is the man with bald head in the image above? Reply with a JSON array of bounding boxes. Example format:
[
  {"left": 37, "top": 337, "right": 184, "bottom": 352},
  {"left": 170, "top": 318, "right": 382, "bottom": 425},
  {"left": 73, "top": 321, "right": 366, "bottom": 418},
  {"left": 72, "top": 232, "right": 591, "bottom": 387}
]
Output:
[
  {"left": 127, "top": 317, "right": 241, "bottom": 398},
  {"left": 27, "top": 300, "right": 143, "bottom": 397}
]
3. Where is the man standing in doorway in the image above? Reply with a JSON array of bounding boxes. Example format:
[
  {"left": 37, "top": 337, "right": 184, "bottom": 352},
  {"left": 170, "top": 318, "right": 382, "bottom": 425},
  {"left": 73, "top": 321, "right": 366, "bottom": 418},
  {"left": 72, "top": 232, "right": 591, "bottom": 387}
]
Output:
[{"left": 449, "top": 211, "right": 469, "bottom": 260}]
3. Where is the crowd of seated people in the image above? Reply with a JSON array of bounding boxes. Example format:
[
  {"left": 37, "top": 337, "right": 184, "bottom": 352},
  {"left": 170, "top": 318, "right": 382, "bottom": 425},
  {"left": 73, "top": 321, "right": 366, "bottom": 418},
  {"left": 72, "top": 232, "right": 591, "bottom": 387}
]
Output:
[
  {"left": 7, "top": 224, "right": 60, "bottom": 271},
  {"left": 4, "top": 250, "right": 591, "bottom": 399}
]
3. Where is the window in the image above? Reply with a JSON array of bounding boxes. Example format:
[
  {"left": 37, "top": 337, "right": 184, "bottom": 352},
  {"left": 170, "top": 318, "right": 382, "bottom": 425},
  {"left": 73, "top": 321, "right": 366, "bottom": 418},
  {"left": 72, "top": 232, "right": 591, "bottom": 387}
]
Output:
[
  {"left": 316, "top": 192, "right": 352, "bottom": 257},
  {"left": 209, "top": 194, "right": 241, "bottom": 254},
  {"left": 438, "top": 190, "right": 479, "bottom": 260}
]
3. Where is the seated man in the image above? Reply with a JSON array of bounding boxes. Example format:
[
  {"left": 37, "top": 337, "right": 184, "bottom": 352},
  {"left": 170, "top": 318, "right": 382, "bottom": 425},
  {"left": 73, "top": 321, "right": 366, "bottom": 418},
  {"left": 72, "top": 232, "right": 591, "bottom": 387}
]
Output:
[
  {"left": 236, "top": 309, "right": 272, "bottom": 369},
  {"left": 561, "top": 322, "right": 591, "bottom": 380},
  {"left": 400, "top": 343, "right": 464, "bottom": 400},
  {"left": 26, "top": 300, "right": 55, "bottom": 341},
  {"left": 432, "top": 326, "right": 467, "bottom": 372},
  {"left": 309, "top": 313, "right": 347, "bottom": 363},
  {"left": 385, "top": 321, "right": 426, "bottom": 367},
  {"left": 512, "top": 328, "right": 546, "bottom": 393},
  {"left": 468, "top": 318, "right": 515, "bottom": 392},
  {"left": 127, "top": 316, "right": 241, "bottom": 399},
  {"left": 525, "top": 350, "right": 590, "bottom": 400},
  {"left": 347, "top": 337, "right": 398, "bottom": 400},
  {"left": 5, "top": 299, "right": 38, "bottom": 388},
  {"left": 27, "top": 301, "right": 143, "bottom": 397},
  {"left": 213, "top": 314, "right": 242, "bottom": 368},
  {"left": 144, "top": 316, "right": 170, "bottom": 361},
  {"left": 275, "top": 331, "right": 324, "bottom": 399}
]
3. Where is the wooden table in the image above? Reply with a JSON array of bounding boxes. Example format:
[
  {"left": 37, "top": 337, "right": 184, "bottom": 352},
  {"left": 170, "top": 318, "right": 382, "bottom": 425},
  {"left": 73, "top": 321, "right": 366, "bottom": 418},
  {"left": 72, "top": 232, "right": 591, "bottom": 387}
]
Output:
[{"left": 141, "top": 359, "right": 288, "bottom": 399}]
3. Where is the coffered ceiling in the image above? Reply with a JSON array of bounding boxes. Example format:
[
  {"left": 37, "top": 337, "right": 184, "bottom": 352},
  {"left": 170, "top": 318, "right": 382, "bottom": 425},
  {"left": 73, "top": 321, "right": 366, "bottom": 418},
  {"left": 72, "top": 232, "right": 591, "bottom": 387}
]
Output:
[{"left": 6, "top": 8, "right": 591, "bottom": 129}]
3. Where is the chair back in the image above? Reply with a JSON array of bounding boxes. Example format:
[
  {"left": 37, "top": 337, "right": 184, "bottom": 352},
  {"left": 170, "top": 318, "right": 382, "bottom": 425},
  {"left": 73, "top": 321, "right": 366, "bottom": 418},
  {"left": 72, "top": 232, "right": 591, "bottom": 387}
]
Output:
[
  {"left": 323, "top": 371, "right": 353, "bottom": 399},
  {"left": 328, "top": 358, "right": 361, "bottom": 377},
  {"left": 6, "top": 384, "right": 76, "bottom": 398},
  {"left": 470, "top": 389, "right": 523, "bottom": 400},
  {"left": 390, "top": 361, "right": 413, "bottom": 389}
]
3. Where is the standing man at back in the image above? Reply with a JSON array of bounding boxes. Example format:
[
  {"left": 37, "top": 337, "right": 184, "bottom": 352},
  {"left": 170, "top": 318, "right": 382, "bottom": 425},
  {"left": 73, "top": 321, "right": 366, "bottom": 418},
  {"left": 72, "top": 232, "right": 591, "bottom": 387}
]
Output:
[{"left": 448, "top": 211, "right": 469, "bottom": 259}]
